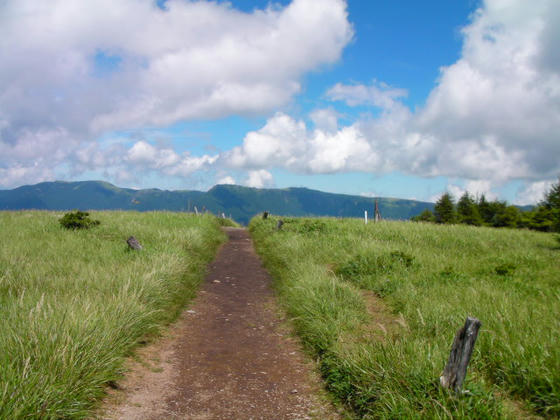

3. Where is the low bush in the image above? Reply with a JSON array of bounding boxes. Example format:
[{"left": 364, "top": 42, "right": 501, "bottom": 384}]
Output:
[
  {"left": 495, "top": 262, "right": 517, "bottom": 276},
  {"left": 335, "top": 250, "right": 415, "bottom": 279},
  {"left": 59, "top": 210, "right": 100, "bottom": 230}
]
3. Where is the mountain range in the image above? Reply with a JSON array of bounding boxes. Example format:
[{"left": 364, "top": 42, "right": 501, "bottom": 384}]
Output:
[{"left": 0, "top": 180, "right": 435, "bottom": 225}]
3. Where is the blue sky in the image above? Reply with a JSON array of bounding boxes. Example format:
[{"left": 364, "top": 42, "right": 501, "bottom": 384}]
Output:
[{"left": 1, "top": 0, "right": 559, "bottom": 204}]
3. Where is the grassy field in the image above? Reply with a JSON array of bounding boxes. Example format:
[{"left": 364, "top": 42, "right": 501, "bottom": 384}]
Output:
[
  {"left": 0, "top": 211, "right": 225, "bottom": 419},
  {"left": 250, "top": 217, "right": 560, "bottom": 419}
]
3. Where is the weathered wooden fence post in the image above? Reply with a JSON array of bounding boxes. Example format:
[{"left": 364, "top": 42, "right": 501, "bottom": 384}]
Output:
[
  {"left": 440, "top": 316, "right": 481, "bottom": 393},
  {"left": 127, "top": 236, "right": 142, "bottom": 251},
  {"left": 374, "top": 199, "right": 381, "bottom": 222},
  {"left": 364, "top": 210, "right": 368, "bottom": 224}
]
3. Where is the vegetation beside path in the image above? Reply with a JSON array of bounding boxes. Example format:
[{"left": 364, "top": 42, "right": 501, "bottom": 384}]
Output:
[
  {"left": 0, "top": 211, "right": 225, "bottom": 419},
  {"left": 250, "top": 216, "right": 559, "bottom": 418}
]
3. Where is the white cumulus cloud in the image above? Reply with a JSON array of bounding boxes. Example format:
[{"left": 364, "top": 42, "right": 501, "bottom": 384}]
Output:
[
  {"left": 226, "top": 0, "right": 560, "bottom": 201},
  {"left": 515, "top": 180, "right": 555, "bottom": 205},
  {"left": 0, "top": 0, "right": 352, "bottom": 187},
  {"left": 217, "top": 175, "right": 236, "bottom": 185},
  {"left": 245, "top": 169, "right": 274, "bottom": 188}
]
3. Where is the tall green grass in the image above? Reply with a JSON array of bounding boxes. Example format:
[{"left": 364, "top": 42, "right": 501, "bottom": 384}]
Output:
[
  {"left": 250, "top": 217, "right": 559, "bottom": 418},
  {"left": 0, "top": 211, "right": 225, "bottom": 419}
]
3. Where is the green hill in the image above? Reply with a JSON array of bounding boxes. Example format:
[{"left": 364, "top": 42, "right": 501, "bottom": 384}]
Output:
[{"left": 0, "top": 180, "right": 434, "bottom": 224}]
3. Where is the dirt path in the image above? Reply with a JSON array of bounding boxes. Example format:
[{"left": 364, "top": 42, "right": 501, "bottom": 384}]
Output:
[{"left": 100, "top": 228, "right": 339, "bottom": 420}]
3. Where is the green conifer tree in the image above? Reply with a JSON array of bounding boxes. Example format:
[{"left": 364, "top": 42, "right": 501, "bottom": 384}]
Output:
[
  {"left": 434, "top": 192, "right": 456, "bottom": 224},
  {"left": 457, "top": 192, "right": 483, "bottom": 226},
  {"left": 477, "top": 194, "right": 494, "bottom": 225},
  {"left": 539, "top": 177, "right": 560, "bottom": 232}
]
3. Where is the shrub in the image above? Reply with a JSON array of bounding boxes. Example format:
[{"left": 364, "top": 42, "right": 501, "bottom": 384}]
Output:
[
  {"left": 336, "top": 250, "right": 415, "bottom": 279},
  {"left": 495, "top": 262, "right": 516, "bottom": 276},
  {"left": 294, "top": 219, "right": 328, "bottom": 233},
  {"left": 411, "top": 208, "right": 435, "bottom": 222},
  {"left": 59, "top": 211, "right": 100, "bottom": 230}
]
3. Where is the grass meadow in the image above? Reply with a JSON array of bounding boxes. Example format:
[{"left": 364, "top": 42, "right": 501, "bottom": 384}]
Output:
[
  {"left": 0, "top": 211, "right": 225, "bottom": 419},
  {"left": 250, "top": 217, "right": 559, "bottom": 419}
]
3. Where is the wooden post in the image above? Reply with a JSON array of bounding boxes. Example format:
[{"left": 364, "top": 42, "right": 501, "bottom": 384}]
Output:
[
  {"left": 440, "top": 317, "right": 481, "bottom": 393},
  {"left": 262, "top": 211, "right": 269, "bottom": 220},
  {"left": 127, "top": 236, "right": 142, "bottom": 251},
  {"left": 364, "top": 210, "right": 368, "bottom": 224},
  {"left": 194, "top": 206, "right": 199, "bottom": 215},
  {"left": 277, "top": 220, "right": 284, "bottom": 230},
  {"left": 374, "top": 199, "right": 381, "bottom": 222}
]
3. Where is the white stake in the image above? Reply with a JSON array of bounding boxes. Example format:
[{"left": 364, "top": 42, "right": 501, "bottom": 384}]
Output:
[{"left": 364, "top": 210, "right": 368, "bottom": 224}]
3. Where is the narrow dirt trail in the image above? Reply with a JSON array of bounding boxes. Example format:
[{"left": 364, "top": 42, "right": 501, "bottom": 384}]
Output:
[{"left": 101, "top": 228, "right": 338, "bottom": 420}]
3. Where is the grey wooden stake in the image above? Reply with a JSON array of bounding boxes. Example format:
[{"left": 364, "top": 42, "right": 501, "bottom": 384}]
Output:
[
  {"left": 194, "top": 206, "right": 199, "bottom": 215},
  {"left": 127, "top": 236, "right": 142, "bottom": 251},
  {"left": 277, "top": 219, "right": 284, "bottom": 230},
  {"left": 440, "top": 316, "right": 481, "bottom": 393},
  {"left": 364, "top": 210, "right": 368, "bottom": 224}
]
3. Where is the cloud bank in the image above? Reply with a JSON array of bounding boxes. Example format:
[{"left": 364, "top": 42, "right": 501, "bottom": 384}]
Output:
[
  {"left": 1, "top": 0, "right": 558, "bottom": 205},
  {"left": 225, "top": 0, "right": 560, "bottom": 201},
  {"left": 0, "top": 0, "right": 352, "bottom": 186}
]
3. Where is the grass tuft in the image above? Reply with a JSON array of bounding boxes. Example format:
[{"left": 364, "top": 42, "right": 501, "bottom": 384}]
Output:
[
  {"left": 0, "top": 211, "right": 225, "bottom": 419},
  {"left": 250, "top": 216, "right": 559, "bottom": 418}
]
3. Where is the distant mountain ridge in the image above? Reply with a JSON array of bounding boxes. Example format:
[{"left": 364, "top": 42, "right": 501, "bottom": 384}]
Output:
[{"left": 0, "top": 180, "right": 435, "bottom": 224}]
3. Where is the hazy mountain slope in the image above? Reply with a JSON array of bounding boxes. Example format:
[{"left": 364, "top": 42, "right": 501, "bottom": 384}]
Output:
[{"left": 0, "top": 181, "right": 435, "bottom": 224}]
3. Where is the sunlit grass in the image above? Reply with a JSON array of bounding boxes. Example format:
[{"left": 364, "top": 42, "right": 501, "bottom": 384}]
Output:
[
  {"left": 250, "top": 217, "right": 559, "bottom": 418},
  {"left": 0, "top": 211, "right": 225, "bottom": 419}
]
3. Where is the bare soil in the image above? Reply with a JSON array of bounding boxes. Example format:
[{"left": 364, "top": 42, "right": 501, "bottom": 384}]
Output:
[{"left": 99, "top": 228, "right": 340, "bottom": 420}]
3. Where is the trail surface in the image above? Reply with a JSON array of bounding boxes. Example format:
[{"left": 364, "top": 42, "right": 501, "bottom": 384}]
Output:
[{"left": 101, "top": 228, "right": 337, "bottom": 420}]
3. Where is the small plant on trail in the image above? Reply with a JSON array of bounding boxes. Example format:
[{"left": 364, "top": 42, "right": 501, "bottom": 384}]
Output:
[
  {"left": 59, "top": 211, "right": 100, "bottom": 230},
  {"left": 495, "top": 262, "right": 516, "bottom": 276},
  {"left": 389, "top": 250, "right": 414, "bottom": 267},
  {"left": 215, "top": 217, "right": 240, "bottom": 227},
  {"left": 336, "top": 254, "right": 377, "bottom": 278}
]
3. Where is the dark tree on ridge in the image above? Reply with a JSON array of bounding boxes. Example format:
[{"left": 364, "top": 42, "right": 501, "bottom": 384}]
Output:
[
  {"left": 434, "top": 193, "right": 456, "bottom": 224},
  {"left": 457, "top": 192, "right": 483, "bottom": 226}
]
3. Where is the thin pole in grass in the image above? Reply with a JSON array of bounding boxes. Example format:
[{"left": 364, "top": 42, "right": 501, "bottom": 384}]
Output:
[
  {"left": 374, "top": 199, "right": 381, "bottom": 222},
  {"left": 364, "top": 210, "right": 368, "bottom": 224},
  {"left": 440, "top": 316, "right": 481, "bottom": 393}
]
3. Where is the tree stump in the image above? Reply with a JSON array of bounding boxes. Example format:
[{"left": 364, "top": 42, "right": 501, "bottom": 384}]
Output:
[
  {"left": 262, "top": 211, "right": 269, "bottom": 220},
  {"left": 440, "top": 316, "right": 481, "bottom": 393},
  {"left": 127, "top": 236, "right": 143, "bottom": 251},
  {"left": 277, "top": 220, "right": 284, "bottom": 230}
]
